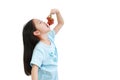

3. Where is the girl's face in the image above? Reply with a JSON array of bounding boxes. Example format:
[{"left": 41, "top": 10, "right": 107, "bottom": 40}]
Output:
[{"left": 32, "top": 19, "right": 50, "bottom": 33}]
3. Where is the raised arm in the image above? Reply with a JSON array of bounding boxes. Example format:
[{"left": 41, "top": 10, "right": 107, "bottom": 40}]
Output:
[{"left": 50, "top": 9, "right": 64, "bottom": 34}]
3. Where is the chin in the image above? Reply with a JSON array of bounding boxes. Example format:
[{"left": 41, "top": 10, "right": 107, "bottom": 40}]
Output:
[{"left": 48, "top": 29, "right": 51, "bottom": 32}]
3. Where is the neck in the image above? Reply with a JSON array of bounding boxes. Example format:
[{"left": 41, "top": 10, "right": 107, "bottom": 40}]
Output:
[{"left": 38, "top": 33, "right": 51, "bottom": 45}]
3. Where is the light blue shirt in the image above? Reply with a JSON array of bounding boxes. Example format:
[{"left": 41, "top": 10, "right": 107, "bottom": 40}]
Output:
[{"left": 30, "top": 30, "right": 58, "bottom": 80}]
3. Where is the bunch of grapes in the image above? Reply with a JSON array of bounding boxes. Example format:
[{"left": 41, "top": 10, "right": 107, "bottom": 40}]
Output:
[{"left": 47, "top": 15, "right": 54, "bottom": 26}]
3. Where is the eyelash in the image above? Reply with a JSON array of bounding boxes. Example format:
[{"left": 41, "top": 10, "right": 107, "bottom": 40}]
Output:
[{"left": 39, "top": 22, "right": 42, "bottom": 24}]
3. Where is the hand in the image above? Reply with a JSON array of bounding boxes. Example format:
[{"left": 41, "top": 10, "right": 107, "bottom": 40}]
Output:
[
  {"left": 50, "top": 9, "right": 59, "bottom": 15},
  {"left": 46, "top": 9, "right": 59, "bottom": 26}
]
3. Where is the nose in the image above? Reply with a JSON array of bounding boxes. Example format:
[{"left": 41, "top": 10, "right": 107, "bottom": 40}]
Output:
[{"left": 43, "top": 22, "right": 46, "bottom": 24}]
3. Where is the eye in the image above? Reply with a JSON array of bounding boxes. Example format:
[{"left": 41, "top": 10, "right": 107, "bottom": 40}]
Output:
[{"left": 39, "top": 21, "right": 42, "bottom": 24}]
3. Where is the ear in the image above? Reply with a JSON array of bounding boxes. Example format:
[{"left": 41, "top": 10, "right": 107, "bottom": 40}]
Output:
[{"left": 33, "top": 30, "right": 40, "bottom": 36}]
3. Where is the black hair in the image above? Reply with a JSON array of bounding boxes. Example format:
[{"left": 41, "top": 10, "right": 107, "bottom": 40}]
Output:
[{"left": 22, "top": 19, "right": 39, "bottom": 75}]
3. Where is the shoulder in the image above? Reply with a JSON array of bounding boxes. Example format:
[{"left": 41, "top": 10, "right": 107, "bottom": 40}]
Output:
[
  {"left": 33, "top": 42, "right": 44, "bottom": 53},
  {"left": 33, "top": 41, "right": 49, "bottom": 53},
  {"left": 34, "top": 42, "right": 41, "bottom": 50}
]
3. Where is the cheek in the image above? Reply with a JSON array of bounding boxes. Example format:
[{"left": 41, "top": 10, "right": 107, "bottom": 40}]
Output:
[{"left": 36, "top": 24, "right": 41, "bottom": 29}]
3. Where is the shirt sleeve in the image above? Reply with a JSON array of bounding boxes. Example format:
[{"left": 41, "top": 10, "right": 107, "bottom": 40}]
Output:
[
  {"left": 48, "top": 30, "right": 56, "bottom": 42},
  {"left": 30, "top": 48, "right": 44, "bottom": 68}
]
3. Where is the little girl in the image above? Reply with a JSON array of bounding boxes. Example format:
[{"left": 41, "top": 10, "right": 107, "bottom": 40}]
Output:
[{"left": 23, "top": 9, "right": 64, "bottom": 80}]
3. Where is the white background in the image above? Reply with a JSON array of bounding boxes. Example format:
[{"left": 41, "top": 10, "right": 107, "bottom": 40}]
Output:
[{"left": 0, "top": 0, "right": 120, "bottom": 80}]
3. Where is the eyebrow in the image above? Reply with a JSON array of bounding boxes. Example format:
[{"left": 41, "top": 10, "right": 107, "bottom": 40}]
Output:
[{"left": 38, "top": 20, "right": 42, "bottom": 22}]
